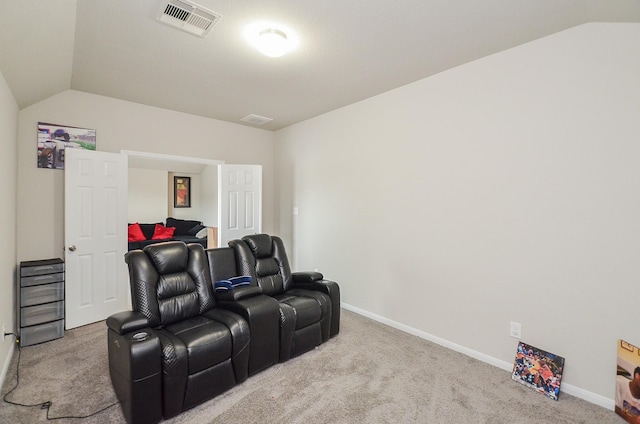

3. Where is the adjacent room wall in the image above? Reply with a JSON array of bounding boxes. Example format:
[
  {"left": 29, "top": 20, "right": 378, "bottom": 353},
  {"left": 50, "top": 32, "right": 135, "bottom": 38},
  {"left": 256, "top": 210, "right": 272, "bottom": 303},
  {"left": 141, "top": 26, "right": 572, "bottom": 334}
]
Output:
[
  {"left": 128, "top": 168, "right": 169, "bottom": 223},
  {"left": 275, "top": 23, "right": 640, "bottom": 405},
  {"left": 0, "top": 69, "right": 18, "bottom": 386},
  {"left": 16, "top": 90, "right": 275, "bottom": 262},
  {"left": 200, "top": 165, "right": 219, "bottom": 228}
]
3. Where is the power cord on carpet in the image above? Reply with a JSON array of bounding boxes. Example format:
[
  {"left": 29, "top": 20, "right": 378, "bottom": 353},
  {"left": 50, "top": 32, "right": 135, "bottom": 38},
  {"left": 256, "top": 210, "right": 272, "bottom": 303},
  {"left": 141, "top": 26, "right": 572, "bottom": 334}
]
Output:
[{"left": 2, "top": 332, "right": 120, "bottom": 421}]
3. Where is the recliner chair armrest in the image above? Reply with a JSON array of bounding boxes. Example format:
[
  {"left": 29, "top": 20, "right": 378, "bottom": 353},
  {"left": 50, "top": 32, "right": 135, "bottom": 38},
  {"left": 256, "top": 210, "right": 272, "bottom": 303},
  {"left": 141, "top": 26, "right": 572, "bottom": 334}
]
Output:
[
  {"left": 292, "top": 271, "right": 324, "bottom": 283},
  {"left": 293, "top": 278, "right": 338, "bottom": 294},
  {"left": 293, "top": 278, "right": 341, "bottom": 338},
  {"left": 215, "top": 286, "right": 263, "bottom": 301},
  {"left": 107, "top": 317, "right": 162, "bottom": 424},
  {"left": 106, "top": 311, "right": 150, "bottom": 335}
]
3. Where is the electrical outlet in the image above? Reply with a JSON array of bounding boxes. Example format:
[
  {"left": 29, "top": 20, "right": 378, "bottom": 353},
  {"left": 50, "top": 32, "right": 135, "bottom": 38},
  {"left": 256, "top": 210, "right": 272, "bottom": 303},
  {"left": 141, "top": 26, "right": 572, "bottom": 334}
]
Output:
[{"left": 510, "top": 321, "right": 522, "bottom": 339}]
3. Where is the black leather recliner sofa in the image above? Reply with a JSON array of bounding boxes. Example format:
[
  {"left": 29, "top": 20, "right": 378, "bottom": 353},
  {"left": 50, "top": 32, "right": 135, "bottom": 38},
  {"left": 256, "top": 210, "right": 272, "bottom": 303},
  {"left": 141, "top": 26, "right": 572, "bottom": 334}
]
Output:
[
  {"left": 229, "top": 234, "right": 340, "bottom": 360},
  {"left": 107, "top": 235, "right": 340, "bottom": 424}
]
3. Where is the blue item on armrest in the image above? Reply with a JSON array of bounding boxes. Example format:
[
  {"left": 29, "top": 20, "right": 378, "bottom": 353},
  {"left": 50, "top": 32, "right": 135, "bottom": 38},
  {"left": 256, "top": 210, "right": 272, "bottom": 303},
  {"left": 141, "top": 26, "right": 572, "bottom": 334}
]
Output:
[
  {"left": 214, "top": 276, "right": 252, "bottom": 292},
  {"left": 230, "top": 276, "right": 252, "bottom": 286},
  {"left": 214, "top": 281, "right": 232, "bottom": 291}
]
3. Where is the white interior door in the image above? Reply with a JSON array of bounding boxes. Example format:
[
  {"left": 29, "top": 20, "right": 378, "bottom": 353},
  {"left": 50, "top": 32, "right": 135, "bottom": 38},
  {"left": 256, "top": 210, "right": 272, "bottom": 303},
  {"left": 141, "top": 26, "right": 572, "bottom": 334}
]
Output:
[
  {"left": 65, "top": 148, "right": 129, "bottom": 329},
  {"left": 218, "top": 164, "right": 262, "bottom": 247}
]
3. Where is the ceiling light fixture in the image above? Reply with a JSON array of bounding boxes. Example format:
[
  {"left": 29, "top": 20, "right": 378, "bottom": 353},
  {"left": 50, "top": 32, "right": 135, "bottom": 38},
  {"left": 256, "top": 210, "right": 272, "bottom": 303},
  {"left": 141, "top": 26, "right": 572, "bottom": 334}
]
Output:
[{"left": 245, "top": 22, "right": 298, "bottom": 58}]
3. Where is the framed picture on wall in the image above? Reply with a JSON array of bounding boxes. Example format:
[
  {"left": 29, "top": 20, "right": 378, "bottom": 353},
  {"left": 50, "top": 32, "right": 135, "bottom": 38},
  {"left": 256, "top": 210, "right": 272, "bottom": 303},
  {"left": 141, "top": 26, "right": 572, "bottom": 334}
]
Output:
[
  {"left": 37, "top": 122, "right": 96, "bottom": 170},
  {"left": 174, "top": 176, "right": 191, "bottom": 208}
]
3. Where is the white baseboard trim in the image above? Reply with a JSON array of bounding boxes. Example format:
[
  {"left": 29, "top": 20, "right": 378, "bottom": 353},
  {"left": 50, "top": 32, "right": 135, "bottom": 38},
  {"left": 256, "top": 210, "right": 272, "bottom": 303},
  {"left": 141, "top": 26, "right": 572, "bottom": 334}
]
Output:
[
  {"left": 0, "top": 341, "right": 16, "bottom": 392},
  {"left": 341, "top": 303, "right": 614, "bottom": 411}
]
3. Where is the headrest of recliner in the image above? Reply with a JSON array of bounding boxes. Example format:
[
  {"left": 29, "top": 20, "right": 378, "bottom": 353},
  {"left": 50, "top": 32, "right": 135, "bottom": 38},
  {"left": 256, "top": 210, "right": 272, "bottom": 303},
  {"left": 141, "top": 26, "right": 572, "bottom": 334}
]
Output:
[
  {"left": 144, "top": 241, "right": 189, "bottom": 274},
  {"left": 242, "top": 234, "right": 273, "bottom": 259}
]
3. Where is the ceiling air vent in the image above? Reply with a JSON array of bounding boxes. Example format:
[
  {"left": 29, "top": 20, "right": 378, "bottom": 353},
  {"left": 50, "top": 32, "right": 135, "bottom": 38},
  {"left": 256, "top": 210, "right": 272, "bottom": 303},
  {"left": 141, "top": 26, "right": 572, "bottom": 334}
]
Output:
[
  {"left": 156, "top": 0, "right": 222, "bottom": 37},
  {"left": 240, "top": 114, "right": 273, "bottom": 126}
]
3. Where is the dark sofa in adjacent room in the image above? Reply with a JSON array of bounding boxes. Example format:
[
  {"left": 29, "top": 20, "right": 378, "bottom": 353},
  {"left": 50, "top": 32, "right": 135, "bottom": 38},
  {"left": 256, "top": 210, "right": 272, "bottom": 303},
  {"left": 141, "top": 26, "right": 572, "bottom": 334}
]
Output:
[{"left": 127, "top": 217, "right": 208, "bottom": 251}]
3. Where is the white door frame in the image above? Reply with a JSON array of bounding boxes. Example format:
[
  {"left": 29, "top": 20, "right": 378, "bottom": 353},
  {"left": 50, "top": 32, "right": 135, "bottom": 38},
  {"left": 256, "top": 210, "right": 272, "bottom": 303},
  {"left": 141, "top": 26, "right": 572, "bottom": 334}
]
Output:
[
  {"left": 121, "top": 149, "right": 225, "bottom": 230},
  {"left": 121, "top": 150, "right": 224, "bottom": 170}
]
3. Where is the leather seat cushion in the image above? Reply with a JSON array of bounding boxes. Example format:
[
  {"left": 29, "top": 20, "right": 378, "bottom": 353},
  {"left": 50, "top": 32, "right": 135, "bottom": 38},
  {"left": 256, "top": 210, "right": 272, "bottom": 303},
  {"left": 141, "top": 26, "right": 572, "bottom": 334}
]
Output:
[
  {"left": 165, "top": 316, "right": 232, "bottom": 374},
  {"left": 274, "top": 294, "right": 321, "bottom": 329}
]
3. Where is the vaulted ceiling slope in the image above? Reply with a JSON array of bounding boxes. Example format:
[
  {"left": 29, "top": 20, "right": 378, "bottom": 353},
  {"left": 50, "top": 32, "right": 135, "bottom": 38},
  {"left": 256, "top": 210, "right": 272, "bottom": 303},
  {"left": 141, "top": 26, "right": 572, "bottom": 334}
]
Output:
[{"left": 1, "top": 0, "right": 639, "bottom": 130}]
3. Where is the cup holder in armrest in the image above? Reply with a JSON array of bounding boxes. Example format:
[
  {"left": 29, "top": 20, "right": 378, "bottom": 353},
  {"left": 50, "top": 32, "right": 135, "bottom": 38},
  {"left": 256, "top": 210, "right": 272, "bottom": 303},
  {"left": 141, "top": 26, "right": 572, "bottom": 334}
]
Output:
[{"left": 132, "top": 332, "right": 150, "bottom": 342}]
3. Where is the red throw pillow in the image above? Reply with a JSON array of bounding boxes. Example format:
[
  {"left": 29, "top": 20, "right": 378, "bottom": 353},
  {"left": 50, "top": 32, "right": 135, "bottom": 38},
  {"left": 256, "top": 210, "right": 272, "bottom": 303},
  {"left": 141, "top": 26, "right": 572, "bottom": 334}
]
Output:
[
  {"left": 152, "top": 224, "right": 176, "bottom": 240},
  {"left": 128, "top": 223, "right": 146, "bottom": 242}
]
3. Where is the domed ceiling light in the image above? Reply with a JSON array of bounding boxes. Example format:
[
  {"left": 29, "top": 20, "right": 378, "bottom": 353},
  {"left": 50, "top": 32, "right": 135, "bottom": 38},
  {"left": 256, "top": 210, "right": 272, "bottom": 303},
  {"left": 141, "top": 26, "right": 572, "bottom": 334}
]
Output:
[{"left": 245, "top": 22, "right": 298, "bottom": 57}]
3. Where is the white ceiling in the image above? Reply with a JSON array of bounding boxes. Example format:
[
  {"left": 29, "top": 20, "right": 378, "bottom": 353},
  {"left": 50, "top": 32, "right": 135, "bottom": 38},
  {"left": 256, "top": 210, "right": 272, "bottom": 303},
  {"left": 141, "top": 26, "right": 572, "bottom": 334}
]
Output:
[{"left": 1, "top": 0, "right": 639, "bottom": 131}]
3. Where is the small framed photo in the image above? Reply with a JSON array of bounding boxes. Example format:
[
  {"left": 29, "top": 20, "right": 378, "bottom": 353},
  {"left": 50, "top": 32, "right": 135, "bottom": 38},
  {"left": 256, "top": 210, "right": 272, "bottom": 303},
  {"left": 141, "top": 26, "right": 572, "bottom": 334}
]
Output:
[
  {"left": 174, "top": 176, "right": 191, "bottom": 208},
  {"left": 621, "top": 340, "right": 635, "bottom": 352}
]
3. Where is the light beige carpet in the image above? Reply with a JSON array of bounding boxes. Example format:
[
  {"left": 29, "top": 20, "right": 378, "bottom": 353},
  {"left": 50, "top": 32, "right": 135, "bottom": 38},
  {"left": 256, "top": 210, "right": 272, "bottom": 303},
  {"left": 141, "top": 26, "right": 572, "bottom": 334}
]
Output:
[{"left": 0, "top": 310, "right": 623, "bottom": 423}]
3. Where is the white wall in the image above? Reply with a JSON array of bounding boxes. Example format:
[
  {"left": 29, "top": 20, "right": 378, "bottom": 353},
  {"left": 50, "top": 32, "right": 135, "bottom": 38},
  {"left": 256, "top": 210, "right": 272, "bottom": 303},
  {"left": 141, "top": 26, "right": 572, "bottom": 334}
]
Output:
[
  {"left": 275, "top": 23, "right": 640, "bottom": 405},
  {"left": 17, "top": 90, "right": 275, "bottom": 261},
  {"left": 0, "top": 69, "right": 18, "bottom": 386},
  {"left": 128, "top": 168, "right": 169, "bottom": 223},
  {"left": 200, "top": 165, "right": 219, "bottom": 227}
]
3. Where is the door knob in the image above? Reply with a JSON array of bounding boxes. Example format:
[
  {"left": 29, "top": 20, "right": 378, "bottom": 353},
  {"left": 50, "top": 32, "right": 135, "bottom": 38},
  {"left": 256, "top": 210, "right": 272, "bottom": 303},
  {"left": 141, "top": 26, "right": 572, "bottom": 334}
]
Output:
[{"left": 68, "top": 245, "right": 77, "bottom": 252}]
